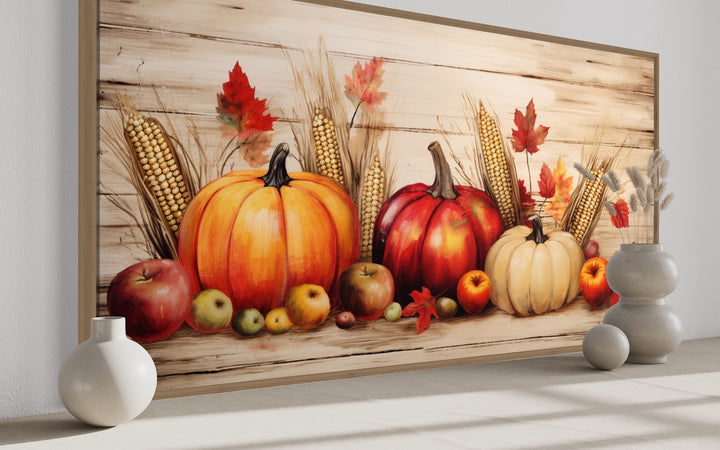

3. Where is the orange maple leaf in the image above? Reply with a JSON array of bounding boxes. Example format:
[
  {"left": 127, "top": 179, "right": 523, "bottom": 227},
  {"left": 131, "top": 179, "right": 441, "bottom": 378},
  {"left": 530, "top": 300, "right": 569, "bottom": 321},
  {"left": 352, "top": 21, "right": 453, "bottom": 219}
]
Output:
[
  {"left": 546, "top": 156, "right": 574, "bottom": 222},
  {"left": 511, "top": 99, "right": 549, "bottom": 155},
  {"left": 344, "top": 57, "right": 388, "bottom": 115}
]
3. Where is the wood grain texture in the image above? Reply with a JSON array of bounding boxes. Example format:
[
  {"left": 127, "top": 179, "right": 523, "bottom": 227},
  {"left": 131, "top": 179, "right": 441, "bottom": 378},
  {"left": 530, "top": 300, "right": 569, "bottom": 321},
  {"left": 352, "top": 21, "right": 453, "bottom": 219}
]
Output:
[
  {"left": 96, "top": 300, "right": 606, "bottom": 398},
  {"left": 86, "top": 0, "right": 658, "bottom": 397},
  {"left": 79, "top": 0, "right": 98, "bottom": 342}
]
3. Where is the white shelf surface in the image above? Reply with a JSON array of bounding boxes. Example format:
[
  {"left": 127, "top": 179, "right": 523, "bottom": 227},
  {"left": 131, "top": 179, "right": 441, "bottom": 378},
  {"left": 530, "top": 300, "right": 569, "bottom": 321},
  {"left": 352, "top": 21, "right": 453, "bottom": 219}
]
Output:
[{"left": 2, "top": 338, "right": 719, "bottom": 449}]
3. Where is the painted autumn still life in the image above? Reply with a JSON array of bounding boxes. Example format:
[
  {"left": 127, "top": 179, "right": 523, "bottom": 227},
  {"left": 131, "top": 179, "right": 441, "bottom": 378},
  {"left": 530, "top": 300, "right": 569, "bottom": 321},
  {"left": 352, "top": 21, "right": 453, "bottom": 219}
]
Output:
[{"left": 95, "top": 0, "right": 657, "bottom": 396}]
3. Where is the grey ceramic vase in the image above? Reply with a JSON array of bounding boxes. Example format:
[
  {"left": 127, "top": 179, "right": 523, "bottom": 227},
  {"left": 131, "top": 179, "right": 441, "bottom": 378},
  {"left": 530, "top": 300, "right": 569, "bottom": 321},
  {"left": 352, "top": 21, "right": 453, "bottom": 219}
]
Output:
[{"left": 603, "top": 243, "right": 682, "bottom": 364}]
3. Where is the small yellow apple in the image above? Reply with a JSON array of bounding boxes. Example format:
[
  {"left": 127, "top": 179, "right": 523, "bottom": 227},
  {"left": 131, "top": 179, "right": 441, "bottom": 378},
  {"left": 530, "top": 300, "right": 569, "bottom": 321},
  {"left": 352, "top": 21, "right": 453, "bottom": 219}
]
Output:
[
  {"left": 265, "top": 307, "right": 293, "bottom": 334},
  {"left": 285, "top": 284, "right": 330, "bottom": 330},
  {"left": 187, "top": 289, "right": 233, "bottom": 333}
]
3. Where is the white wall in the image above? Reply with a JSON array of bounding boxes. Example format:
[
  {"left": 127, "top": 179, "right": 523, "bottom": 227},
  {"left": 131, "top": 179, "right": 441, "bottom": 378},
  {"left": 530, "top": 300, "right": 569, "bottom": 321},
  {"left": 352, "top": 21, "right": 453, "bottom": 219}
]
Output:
[
  {"left": 1, "top": 0, "right": 718, "bottom": 419},
  {"left": 1, "top": 0, "right": 79, "bottom": 419}
]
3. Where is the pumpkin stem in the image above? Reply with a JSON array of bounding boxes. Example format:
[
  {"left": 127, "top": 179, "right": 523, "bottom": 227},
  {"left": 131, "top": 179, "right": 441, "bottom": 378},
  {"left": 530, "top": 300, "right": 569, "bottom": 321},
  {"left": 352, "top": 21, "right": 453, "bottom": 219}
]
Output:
[
  {"left": 261, "top": 143, "right": 293, "bottom": 188},
  {"left": 426, "top": 141, "right": 458, "bottom": 200},
  {"left": 526, "top": 215, "right": 548, "bottom": 244}
]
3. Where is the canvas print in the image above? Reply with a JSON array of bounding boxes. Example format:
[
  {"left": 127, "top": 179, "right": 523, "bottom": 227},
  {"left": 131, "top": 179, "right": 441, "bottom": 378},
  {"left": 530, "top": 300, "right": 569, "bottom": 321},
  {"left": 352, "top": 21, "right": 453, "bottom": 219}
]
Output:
[{"left": 93, "top": 0, "right": 657, "bottom": 396}]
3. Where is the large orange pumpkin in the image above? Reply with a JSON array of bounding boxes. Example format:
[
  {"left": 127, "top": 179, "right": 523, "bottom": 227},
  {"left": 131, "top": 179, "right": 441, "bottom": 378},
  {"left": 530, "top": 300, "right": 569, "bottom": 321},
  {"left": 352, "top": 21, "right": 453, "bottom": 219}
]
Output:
[{"left": 178, "top": 143, "right": 360, "bottom": 313}]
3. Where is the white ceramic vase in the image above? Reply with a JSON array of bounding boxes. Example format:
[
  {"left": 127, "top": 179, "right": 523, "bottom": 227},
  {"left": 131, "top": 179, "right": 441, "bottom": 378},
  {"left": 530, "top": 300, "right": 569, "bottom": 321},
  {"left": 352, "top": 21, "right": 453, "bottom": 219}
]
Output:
[
  {"left": 603, "top": 243, "right": 682, "bottom": 364},
  {"left": 58, "top": 316, "right": 157, "bottom": 427}
]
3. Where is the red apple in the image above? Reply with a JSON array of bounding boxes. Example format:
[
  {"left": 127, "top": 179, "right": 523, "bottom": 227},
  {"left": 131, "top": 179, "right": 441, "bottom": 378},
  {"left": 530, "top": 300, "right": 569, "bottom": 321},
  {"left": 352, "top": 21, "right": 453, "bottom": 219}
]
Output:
[
  {"left": 107, "top": 259, "right": 195, "bottom": 342},
  {"left": 580, "top": 257, "right": 613, "bottom": 308},
  {"left": 339, "top": 262, "right": 395, "bottom": 321},
  {"left": 456, "top": 270, "right": 491, "bottom": 314},
  {"left": 584, "top": 240, "right": 600, "bottom": 260},
  {"left": 335, "top": 311, "right": 357, "bottom": 329}
]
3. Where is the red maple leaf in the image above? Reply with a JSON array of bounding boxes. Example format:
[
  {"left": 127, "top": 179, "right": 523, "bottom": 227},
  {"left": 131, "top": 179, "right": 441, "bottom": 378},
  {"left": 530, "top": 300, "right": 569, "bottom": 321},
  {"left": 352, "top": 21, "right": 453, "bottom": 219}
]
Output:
[
  {"left": 538, "top": 162, "right": 556, "bottom": 199},
  {"left": 402, "top": 287, "right": 437, "bottom": 334},
  {"left": 511, "top": 99, "right": 550, "bottom": 154},
  {"left": 217, "top": 62, "right": 277, "bottom": 142},
  {"left": 344, "top": 57, "right": 388, "bottom": 114},
  {"left": 518, "top": 179, "right": 536, "bottom": 220},
  {"left": 611, "top": 198, "right": 630, "bottom": 229}
]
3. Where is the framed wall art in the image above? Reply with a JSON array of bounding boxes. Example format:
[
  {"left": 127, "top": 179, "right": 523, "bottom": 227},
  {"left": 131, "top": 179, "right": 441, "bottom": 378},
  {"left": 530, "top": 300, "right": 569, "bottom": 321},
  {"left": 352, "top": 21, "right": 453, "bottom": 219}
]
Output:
[{"left": 79, "top": 0, "right": 658, "bottom": 398}]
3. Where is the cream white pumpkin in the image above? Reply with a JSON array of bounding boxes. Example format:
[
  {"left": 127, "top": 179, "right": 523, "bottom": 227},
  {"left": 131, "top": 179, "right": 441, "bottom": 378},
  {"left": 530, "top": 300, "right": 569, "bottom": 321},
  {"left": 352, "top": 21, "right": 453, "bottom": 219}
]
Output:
[{"left": 485, "top": 216, "right": 585, "bottom": 316}]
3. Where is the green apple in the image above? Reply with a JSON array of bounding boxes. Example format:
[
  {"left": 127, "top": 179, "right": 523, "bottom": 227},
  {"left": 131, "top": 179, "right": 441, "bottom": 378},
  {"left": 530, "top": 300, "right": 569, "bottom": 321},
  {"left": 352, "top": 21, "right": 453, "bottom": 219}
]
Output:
[
  {"left": 384, "top": 302, "right": 402, "bottom": 322},
  {"left": 436, "top": 296, "right": 458, "bottom": 319},
  {"left": 187, "top": 289, "right": 233, "bottom": 333},
  {"left": 232, "top": 308, "right": 264, "bottom": 336}
]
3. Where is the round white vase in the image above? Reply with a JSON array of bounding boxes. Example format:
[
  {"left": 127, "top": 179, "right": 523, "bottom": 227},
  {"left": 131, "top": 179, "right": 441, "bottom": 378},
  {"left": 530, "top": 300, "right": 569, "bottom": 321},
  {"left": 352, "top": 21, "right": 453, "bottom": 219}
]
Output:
[
  {"left": 603, "top": 243, "right": 682, "bottom": 364},
  {"left": 58, "top": 316, "right": 157, "bottom": 427}
]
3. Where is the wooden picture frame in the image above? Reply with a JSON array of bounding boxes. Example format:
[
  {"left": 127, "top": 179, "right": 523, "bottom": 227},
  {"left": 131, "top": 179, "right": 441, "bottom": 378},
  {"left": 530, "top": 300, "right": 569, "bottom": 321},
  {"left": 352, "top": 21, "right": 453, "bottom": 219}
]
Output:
[{"left": 79, "top": 0, "right": 658, "bottom": 399}]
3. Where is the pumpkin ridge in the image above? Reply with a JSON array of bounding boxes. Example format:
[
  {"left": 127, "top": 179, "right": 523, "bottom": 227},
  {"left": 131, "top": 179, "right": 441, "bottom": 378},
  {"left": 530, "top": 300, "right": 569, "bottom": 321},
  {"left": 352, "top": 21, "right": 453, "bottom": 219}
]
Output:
[
  {"left": 288, "top": 181, "right": 344, "bottom": 306},
  {"left": 372, "top": 191, "right": 427, "bottom": 264},
  {"left": 276, "top": 184, "right": 291, "bottom": 307},
  {"left": 279, "top": 185, "right": 338, "bottom": 299},
  {"left": 414, "top": 197, "right": 448, "bottom": 295},
  {"left": 452, "top": 188, "right": 503, "bottom": 269},
  {"left": 227, "top": 186, "right": 288, "bottom": 311},
  {"left": 420, "top": 199, "right": 478, "bottom": 296},
  {"left": 197, "top": 179, "right": 261, "bottom": 301},
  {"left": 178, "top": 177, "right": 237, "bottom": 292},
  {"left": 290, "top": 172, "right": 351, "bottom": 200},
  {"left": 383, "top": 195, "right": 442, "bottom": 301}
]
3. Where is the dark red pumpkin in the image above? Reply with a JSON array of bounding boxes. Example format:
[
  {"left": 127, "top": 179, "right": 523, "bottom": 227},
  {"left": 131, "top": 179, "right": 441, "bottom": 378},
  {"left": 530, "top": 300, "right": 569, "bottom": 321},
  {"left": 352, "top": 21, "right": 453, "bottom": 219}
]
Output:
[{"left": 372, "top": 141, "right": 503, "bottom": 303}]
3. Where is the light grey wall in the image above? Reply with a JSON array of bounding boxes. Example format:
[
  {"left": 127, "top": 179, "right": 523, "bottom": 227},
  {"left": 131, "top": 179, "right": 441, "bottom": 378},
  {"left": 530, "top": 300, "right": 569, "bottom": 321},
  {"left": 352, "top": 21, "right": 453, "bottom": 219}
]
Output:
[
  {"left": 1, "top": 0, "right": 79, "bottom": 419},
  {"left": 1, "top": 0, "right": 718, "bottom": 419}
]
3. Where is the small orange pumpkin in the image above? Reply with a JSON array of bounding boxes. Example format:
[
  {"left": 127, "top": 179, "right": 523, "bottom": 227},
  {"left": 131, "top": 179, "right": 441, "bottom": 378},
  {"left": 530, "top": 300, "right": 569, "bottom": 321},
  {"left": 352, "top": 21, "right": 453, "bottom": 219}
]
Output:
[{"left": 178, "top": 143, "right": 360, "bottom": 313}]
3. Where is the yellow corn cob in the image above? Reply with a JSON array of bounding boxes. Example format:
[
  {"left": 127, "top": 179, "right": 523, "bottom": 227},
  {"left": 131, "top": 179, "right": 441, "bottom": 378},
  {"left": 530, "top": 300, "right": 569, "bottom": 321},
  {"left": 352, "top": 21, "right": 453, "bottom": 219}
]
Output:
[
  {"left": 312, "top": 108, "right": 345, "bottom": 187},
  {"left": 360, "top": 153, "right": 385, "bottom": 261},
  {"left": 477, "top": 101, "right": 518, "bottom": 229},
  {"left": 568, "top": 168, "right": 606, "bottom": 245},
  {"left": 124, "top": 113, "right": 191, "bottom": 237}
]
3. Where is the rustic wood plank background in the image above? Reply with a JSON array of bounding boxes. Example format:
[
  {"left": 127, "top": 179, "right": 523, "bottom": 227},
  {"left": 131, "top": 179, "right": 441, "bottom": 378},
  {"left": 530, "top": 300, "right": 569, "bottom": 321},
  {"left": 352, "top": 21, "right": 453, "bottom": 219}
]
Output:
[{"left": 95, "top": 0, "right": 656, "bottom": 397}]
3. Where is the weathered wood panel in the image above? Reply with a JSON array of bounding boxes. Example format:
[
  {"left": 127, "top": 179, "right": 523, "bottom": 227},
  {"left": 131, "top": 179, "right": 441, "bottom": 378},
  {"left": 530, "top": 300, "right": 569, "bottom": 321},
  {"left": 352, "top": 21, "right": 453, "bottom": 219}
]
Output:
[
  {"left": 98, "top": 0, "right": 654, "bottom": 94},
  {"left": 142, "top": 300, "right": 603, "bottom": 397},
  {"left": 97, "top": 25, "right": 654, "bottom": 147},
  {"left": 93, "top": 0, "right": 657, "bottom": 397}
]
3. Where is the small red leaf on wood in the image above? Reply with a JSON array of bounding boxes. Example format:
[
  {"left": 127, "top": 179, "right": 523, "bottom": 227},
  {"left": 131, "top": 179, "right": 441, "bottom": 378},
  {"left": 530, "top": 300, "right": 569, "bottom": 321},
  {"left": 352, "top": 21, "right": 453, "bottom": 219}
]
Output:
[{"left": 402, "top": 287, "right": 437, "bottom": 334}]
